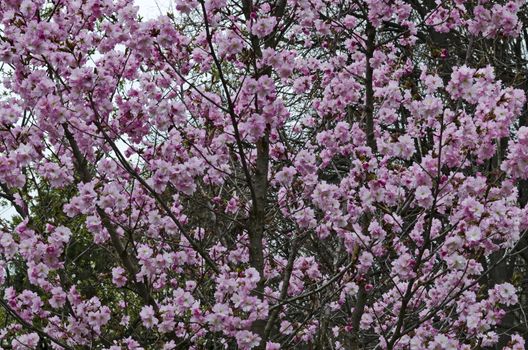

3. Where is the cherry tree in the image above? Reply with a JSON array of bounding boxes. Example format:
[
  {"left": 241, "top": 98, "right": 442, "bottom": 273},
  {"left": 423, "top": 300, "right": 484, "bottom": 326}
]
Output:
[{"left": 0, "top": 0, "right": 527, "bottom": 349}]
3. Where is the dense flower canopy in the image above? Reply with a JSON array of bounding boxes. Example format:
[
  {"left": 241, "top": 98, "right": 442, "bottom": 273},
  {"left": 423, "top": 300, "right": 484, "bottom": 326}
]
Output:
[{"left": 0, "top": 0, "right": 528, "bottom": 349}]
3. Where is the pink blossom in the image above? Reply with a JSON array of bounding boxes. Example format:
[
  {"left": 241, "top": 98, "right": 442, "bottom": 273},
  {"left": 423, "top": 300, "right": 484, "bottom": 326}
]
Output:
[
  {"left": 112, "top": 267, "right": 128, "bottom": 287},
  {"left": 12, "top": 333, "right": 39, "bottom": 350},
  {"left": 251, "top": 17, "right": 277, "bottom": 38},
  {"left": 415, "top": 185, "right": 433, "bottom": 208},
  {"left": 140, "top": 305, "right": 158, "bottom": 329}
]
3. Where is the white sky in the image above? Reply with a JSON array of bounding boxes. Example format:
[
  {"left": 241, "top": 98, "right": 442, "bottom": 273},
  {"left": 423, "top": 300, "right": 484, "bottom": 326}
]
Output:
[{"left": 135, "top": 0, "right": 173, "bottom": 19}]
